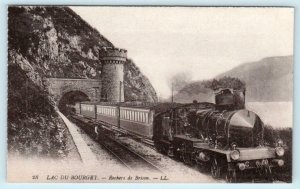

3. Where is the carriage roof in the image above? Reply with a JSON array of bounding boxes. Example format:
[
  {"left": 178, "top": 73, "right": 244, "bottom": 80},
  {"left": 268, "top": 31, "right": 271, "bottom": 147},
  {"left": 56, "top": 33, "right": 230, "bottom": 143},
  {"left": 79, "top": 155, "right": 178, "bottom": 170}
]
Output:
[{"left": 80, "top": 101, "right": 214, "bottom": 114}]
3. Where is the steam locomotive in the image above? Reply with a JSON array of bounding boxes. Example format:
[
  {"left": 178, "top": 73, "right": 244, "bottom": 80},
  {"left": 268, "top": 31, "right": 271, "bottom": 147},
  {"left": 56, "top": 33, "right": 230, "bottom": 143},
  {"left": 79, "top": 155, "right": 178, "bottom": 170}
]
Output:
[{"left": 73, "top": 88, "right": 285, "bottom": 182}]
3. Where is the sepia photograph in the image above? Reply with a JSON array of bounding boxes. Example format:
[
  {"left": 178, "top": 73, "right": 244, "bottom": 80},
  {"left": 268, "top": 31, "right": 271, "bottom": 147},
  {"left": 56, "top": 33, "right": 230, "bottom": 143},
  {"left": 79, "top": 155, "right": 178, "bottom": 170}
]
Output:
[{"left": 7, "top": 6, "right": 293, "bottom": 183}]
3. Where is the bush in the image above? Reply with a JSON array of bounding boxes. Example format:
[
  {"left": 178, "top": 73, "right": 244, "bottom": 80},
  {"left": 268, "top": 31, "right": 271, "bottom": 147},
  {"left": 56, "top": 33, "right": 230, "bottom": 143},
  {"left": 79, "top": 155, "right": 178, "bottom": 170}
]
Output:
[{"left": 264, "top": 125, "right": 292, "bottom": 182}]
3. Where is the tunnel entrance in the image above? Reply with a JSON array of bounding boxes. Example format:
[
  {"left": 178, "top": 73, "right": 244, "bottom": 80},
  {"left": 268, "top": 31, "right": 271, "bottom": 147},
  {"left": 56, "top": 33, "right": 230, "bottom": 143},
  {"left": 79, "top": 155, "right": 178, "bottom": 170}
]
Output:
[{"left": 58, "top": 91, "right": 90, "bottom": 114}]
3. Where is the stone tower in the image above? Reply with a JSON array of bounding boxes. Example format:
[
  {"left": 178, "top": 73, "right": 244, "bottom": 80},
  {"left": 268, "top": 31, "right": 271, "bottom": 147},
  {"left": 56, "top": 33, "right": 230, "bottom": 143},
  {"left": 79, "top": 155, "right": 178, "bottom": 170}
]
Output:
[{"left": 99, "top": 47, "right": 127, "bottom": 102}]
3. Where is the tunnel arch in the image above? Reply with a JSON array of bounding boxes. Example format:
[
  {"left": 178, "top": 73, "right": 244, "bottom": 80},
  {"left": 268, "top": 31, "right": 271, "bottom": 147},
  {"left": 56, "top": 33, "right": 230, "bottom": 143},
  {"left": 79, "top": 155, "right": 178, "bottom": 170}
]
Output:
[{"left": 58, "top": 90, "right": 90, "bottom": 114}]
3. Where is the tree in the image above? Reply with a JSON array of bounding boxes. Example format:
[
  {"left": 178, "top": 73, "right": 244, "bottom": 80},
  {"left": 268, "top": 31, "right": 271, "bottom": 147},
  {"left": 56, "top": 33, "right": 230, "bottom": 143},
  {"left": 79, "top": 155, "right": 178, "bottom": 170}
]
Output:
[{"left": 206, "top": 76, "right": 246, "bottom": 90}]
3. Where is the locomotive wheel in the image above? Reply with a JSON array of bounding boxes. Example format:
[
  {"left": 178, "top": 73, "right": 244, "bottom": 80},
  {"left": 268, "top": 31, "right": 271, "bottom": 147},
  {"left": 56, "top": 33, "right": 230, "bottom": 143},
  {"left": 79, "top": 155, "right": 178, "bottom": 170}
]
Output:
[
  {"left": 225, "top": 170, "right": 237, "bottom": 183},
  {"left": 167, "top": 146, "right": 174, "bottom": 157},
  {"left": 197, "top": 161, "right": 209, "bottom": 173},
  {"left": 174, "top": 148, "right": 181, "bottom": 160},
  {"left": 183, "top": 153, "right": 192, "bottom": 165},
  {"left": 211, "top": 158, "right": 221, "bottom": 179}
]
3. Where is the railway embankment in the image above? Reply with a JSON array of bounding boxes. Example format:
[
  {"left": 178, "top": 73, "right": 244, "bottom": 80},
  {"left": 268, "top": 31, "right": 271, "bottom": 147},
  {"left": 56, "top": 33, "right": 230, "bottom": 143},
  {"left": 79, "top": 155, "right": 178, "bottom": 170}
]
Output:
[{"left": 57, "top": 111, "right": 97, "bottom": 165}]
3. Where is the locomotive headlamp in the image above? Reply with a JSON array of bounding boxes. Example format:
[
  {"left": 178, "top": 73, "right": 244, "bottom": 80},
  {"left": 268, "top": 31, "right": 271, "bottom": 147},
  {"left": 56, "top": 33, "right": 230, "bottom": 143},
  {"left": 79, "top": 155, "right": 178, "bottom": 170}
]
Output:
[
  {"left": 277, "top": 159, "right": 284, "bottom": 167},
  {"left": 272, "top": 159, "right": 284, "bottom": 167},
  {"left": 230, "top": 150, "right": 240, "bottom": 160},
  {"left": 231, "top": 142, "right": 237, "bottom": 150},
  {"left": 275, "top": 147, "right": 285, "bottom": 157},
  {"left": 237, "top": 163, "right": 246, "bottom": 171},
  {"left": 277, "top": 139, "right": 284, "bottom": 147}
]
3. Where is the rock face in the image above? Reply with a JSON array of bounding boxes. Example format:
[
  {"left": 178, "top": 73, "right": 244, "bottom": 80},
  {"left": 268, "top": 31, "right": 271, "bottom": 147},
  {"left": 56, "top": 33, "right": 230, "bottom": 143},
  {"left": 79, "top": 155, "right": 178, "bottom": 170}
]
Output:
[
  {"left": 124, "top": 59, "right": 158, "bottom": 102},
  {"left": 8, "top": 6, "right": 157, "bottom": 157}
]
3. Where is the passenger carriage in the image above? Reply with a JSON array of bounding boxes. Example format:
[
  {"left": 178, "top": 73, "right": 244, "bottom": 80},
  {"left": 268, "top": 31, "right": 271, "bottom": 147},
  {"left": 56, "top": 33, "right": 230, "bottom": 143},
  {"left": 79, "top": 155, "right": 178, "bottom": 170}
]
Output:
[{"left": 77, "top": 101, "right": 180, "bottom": 139}]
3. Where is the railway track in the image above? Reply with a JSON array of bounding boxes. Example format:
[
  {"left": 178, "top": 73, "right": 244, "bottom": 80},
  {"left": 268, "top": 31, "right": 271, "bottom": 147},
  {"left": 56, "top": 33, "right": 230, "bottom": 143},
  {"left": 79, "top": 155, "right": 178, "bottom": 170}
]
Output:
[
  {"left": 98, "top": 134, "right": 163, "bottom": 173},
  {"left": 70, "top": 115, "right": 163, "bottom": 173}
]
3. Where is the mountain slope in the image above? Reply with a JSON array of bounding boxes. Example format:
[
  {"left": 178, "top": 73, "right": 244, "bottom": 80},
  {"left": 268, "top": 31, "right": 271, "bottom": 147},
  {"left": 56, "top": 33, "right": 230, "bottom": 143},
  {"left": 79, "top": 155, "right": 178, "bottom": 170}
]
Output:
[
  {"left": 174, "top": 56, "right": 293, "bottom": 103},
  {"left": 216, "top": 56, "right": 293, "bottom": 102}
]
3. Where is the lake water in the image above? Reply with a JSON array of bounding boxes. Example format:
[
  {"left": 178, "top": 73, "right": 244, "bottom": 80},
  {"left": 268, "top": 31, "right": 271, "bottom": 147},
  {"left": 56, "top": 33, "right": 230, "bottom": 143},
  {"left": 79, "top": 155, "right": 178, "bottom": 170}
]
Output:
[{"left": 246, "top": 101, "right": 293, "bottom": 128}]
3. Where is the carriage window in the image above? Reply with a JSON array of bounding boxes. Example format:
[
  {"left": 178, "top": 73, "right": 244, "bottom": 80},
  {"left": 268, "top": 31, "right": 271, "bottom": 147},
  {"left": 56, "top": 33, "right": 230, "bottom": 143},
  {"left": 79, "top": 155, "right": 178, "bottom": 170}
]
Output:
[
  {"left": 145, "top": 113, "right": 148, "bottom": 123},
  {"left": 138, "top": 112, "right": 141, "bottom": 122},
  {"left": 132, "top": 111, "right": 134, "bottom": 120},
  {"left": 132, "top": 111, "right": 134, "bottom": 121},
  {"left": 139, "top": 112, "right": 142, "bottom": 122}
]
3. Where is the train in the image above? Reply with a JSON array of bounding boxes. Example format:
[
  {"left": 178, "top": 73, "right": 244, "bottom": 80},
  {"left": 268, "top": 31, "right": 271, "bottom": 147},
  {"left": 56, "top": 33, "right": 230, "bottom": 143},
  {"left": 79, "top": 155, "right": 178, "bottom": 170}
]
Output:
[{"left": 72, "top": 88, "right": 285, "bottom": 182}]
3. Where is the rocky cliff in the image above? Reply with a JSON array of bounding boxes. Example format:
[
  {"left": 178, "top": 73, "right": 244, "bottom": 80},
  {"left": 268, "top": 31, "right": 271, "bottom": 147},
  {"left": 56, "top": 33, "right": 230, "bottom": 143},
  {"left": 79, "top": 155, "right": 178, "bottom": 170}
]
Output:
[{"left": 8, "top": 6, "right": 157, "bottom": 157}]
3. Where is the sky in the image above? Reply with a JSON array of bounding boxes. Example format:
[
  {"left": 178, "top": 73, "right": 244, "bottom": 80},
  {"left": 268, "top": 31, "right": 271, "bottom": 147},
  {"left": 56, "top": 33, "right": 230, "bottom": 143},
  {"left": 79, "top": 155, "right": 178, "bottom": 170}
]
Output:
[{"left": 70, "top": 7, "right": 294, "bottom": 99}]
